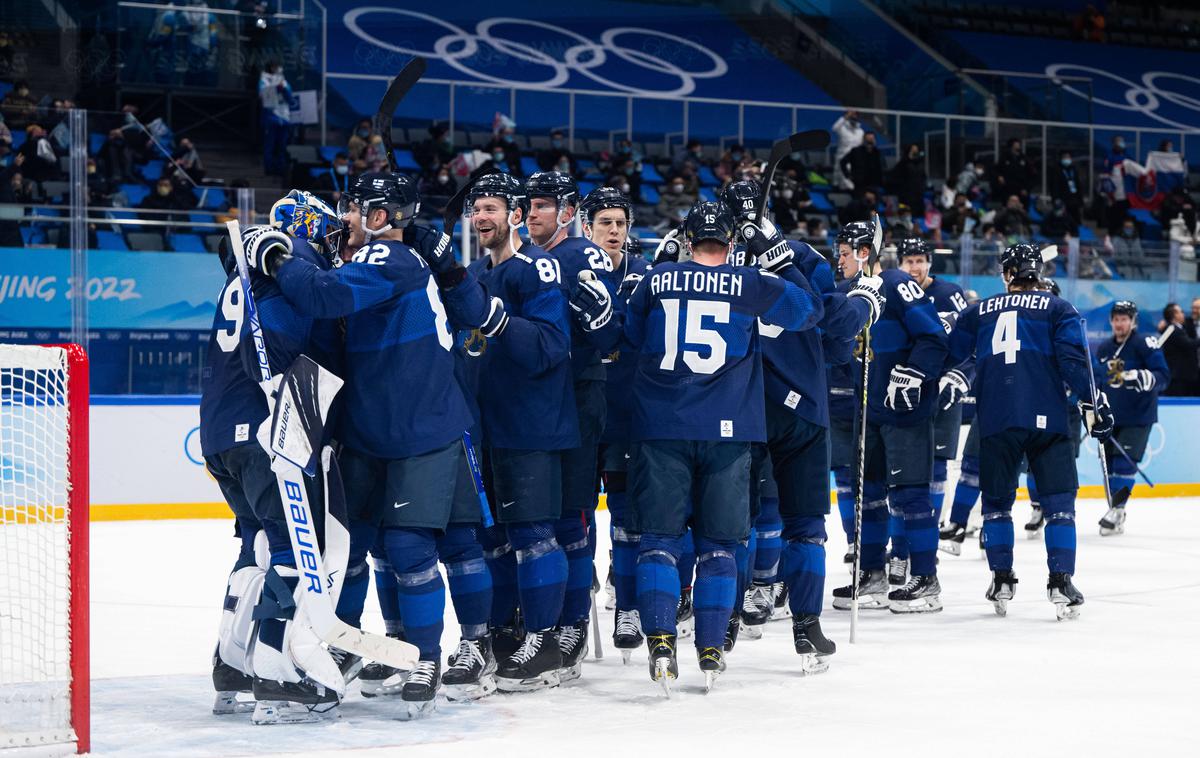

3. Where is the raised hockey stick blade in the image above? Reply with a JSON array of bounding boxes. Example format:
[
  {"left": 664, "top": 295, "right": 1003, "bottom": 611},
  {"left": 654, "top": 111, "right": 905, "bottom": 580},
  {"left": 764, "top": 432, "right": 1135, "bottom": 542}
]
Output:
[
  {"left": 755, "top": 129, "right": 830, "bottom": 223},
  {"left": 224, "top": 220, "right": 421, "bottom": 670},
  {"left": 373, "top": 56, "right": 428, "bottom": 173}
]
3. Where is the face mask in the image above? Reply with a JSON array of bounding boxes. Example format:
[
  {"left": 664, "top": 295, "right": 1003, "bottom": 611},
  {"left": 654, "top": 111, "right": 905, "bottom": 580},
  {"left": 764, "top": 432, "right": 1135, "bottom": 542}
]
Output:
[
  {"left": 623, "top": 166, "right": 635, "bottom": 176},
  {"left": 731, "top": 152, "right": 743, "bottom": 161},
  {"left": 437, "top": 175, "right": 450, "bottom": 184},
  {"left": 1123, "top": 227, "right": 1135, "bottom": 237},
  {"left": 335, "top": 164, "right": 348, "bottom": 175},
  {"left": 17, "top": 88, "right": 28, "bottom": 97},
  {"left": 357, "top": 129, "right": 369, "bottom": 138},
  {"left": 503, "top": 133, "right": 515, "bottom": 143},
  {"left": 1115, "top": 139, "right": 1125, "bottom": 150},
  {"left": 441, "top": 135, "right": 452, "bottom": 146},
  {"left": 672, "top": 185, "right": 683, "bottom": 193},
  {"left": 552, "top": 139, "right": 563, "bottom": 149},
  {"left": 782, "top": 189, "right": 794, "bottom": 199},
  {"left": 618, "top": 183, "right": 629, "bottom": 193},
  {"left": 975, "top": 167, "right": 985, "bottom": 177},
  {"left": 1061, "top": 158, "right": 1071, "bottom": 167},
  {"left": 87, "top": 166, "right": 96, "bottom": 175},
  {"left": 557, "top": 161, "right": 570, "bottom": 172},
  {"left": 492, "top": 152, "right": 504, "bottom": 162},
  {"left": 157, "top": 186, "right": 171, "bottom": 196}
]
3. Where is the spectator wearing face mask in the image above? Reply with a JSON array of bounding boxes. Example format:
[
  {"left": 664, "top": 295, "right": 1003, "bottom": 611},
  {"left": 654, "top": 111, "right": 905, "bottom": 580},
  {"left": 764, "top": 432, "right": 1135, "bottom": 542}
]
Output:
[
  {"left": 993, "top": 194, "right": 1032, "bottom": 239},
  {"left": 839, "top": 188, "right": 879, "bottom": 226},
  {"left": 715, "top": 143, "right": 747, "bottom": 184},
  {"left": 1106, "top": 216, "right": 1144, "bottom": 260},
  {"left": 172, "top": 137, "right": 204, "bottom": 185},
  {"left": 832, "top": 109, "right": 864, "bottom": 190},
  {"left": 889, "top": 142, "right": 927, "bottom": 214},
  {"left": 419, "top": 166, "right": 456, "bottom": 219},
  {"left": 1049, "top": 150, "right": 1084, "bottom": 225},
  {"left": 313, "top": 151, "right": 351, "bottom": 203},
  {"left": 839, "top": 131, "right": 883, "bottom": 197},
  {"left": 139, "top": 177, "right": 190, "bottom": 232},
  {"left": 672, "top": 138, "right": 706, "bottom": 174},
  {"left": 771, "top": 175, "right": 810, "bottom": 234},
  {"left": 347, "top": 118, "right": 372, "bottom": 162},
  {"left": 1040, "top": 197, "right": 1077, "bottom": 239},
  {"left": 605, "top": 160, "right": 642, "bottom": 204},
  {"left": 942, "top": 192, "right": 980, "bottom": 237},
  {"left": 994, "top": 138, "right": 1036, "bottom": 202},
  {"left": 655, "top": 174, "right": 697, "bottom": 229},
  {"left": 536, "top": 128, "right": 576, "bottom": 174},
  {"left": 1158, "top": 303, "right": 1199, "bottom": 396},
  {"left": 412, "top": 123, "right": 456, "bottom": 172},
  {"left": 1102, "top": 135, "right": 1134, "bottom": 234},
  {"left": 484, "top": 125, "right": 523, "bottom": 177},
  {"left": 257, "top": 60, "right": 292, "bottom": 176}
]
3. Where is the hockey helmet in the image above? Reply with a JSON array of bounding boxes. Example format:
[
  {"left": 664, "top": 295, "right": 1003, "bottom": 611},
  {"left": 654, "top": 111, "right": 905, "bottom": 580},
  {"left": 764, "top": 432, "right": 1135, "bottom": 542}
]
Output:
[
  {"left": 720, "top": 179, "right": 762, "bottom": 222},
  {"left": 836, "top": 220, "right": 874, "bottom": 251},
  {"left": 525, "top": 171, "right": 579, "bottom": 210},
  {"left": 580, "top": 185, "right": 633, "bottom": 225},
  {"left": 683, "top": 200, "right": 736, "bottom": 247},
  {"left": 1110, "top": 300, "right": 1138, "bottom": 319},
  {"left": 999, "top": 242, "right": 1042, "bottom": 283},
  {"left": 338, "top": 172, "right": 420, "bottom": 234},
  {"left": 896, "top": 237, "right": 932, "bottom": 262},
  {"left": 466, "top": 172, "right": 528, "bottom": 217}
]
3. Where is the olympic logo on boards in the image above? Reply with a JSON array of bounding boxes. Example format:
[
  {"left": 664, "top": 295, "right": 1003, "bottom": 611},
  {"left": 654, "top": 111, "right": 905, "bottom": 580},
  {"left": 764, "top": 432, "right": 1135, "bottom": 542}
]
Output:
[
  {"left": 1046, "top": 64, "right": 1200, "bottom": 131},
  {"left": 343, "top": 7, "right": 729, "bottom": 97}
]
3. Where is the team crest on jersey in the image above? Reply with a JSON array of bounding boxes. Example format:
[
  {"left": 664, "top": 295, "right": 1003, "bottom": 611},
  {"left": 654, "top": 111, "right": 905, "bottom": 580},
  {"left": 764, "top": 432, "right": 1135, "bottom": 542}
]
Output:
[
  {"left": 853, "top": 331, "right": 875, "bottom": 362},
  {"left": 1106, "top": 358, "right": 1125, "bottom": 387},
  {"left": 464, "top": 329, "right": 488, "bottom": 357}
]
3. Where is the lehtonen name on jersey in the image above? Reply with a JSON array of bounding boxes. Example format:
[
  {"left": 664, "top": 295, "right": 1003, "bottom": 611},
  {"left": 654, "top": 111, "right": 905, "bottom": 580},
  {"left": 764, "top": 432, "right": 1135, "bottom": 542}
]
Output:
[{"left": 978, "top": 292, "right": 1051, "bottom": 316}]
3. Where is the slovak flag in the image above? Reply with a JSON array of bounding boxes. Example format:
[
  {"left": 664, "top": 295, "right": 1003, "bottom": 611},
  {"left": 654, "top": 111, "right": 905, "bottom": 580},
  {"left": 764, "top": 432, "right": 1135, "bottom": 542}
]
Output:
[{"left": 1126, "top": 151, "right": 1186, "bottom": 211}]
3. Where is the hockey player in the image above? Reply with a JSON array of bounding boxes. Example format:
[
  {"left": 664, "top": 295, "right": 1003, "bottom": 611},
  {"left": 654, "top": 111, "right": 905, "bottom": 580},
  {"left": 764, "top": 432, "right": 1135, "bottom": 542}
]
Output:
[
  {"left": 895, "top": 238, "right": 970, "bottom": 581},
  {"left": 1093, "top": 300, "right": 1169, "bottom": 535},
  {"left": 830, "top": 222, "right": 950, "bottom": 613},
  {"left": 202, "top": 209, "right": 349, "bottom": 722},
  {"left": 624, "top": 200, "right": 823, "bottom": 692},
  {"left": 463, "top": 173, "right": 590, "bottom": 692},
  {"left": 578, "top": 186, "right": 650, "bottom": 660},
  {"left": 947, "top": 243, "right": 1114, "bottom": 619},
  {"left": 522, "top": 171, "right": 618, "bottom": 680},
  {"left": 245, "top": 171, "right": 493, "bottom": 718},
  {"left": 722, "top": 181, "right": 883, "bottom": 667}
]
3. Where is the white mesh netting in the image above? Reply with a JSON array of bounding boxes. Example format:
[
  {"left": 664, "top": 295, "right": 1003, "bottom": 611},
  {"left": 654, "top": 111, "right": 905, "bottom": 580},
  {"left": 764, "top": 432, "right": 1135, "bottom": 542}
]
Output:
[{"left": 0, "top": 345, "right": 76, "bottom": 749}]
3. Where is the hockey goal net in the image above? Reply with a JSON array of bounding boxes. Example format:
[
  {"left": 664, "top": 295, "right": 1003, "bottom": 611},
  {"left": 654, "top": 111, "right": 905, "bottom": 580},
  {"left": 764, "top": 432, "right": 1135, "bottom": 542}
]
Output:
[{"left": 0, "top": 344, "right": 89, "bottom": 754}]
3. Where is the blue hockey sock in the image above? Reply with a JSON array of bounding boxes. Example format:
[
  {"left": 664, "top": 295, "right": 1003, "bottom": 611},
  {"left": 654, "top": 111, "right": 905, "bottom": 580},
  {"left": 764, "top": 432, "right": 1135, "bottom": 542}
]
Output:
[
  {"left": 894, "top": 485, "right": 937, "bottom": 576},
  {"left": 949, "top": 455, "right": 980, "bottom": 526},
  {"left": 261, "top": 521, "right": 293, "bottom": 565},
  {"left": 734, "top": 528, "right": 757, "bottom": 613},
  {"left": 832, "top": 466, "right": 856, "bottom": 541},
  {"left": 931, "top": 459, "right": 948, "bottom": 523},
  {"left": 1109, "top": 475, "right": 1136, "bottom": 502},
  {"left": 607, "top": 489, "right": 641, "bottom": 611},
  {"left": 637, "top": 534, "right": 681, "bottom": 634},
  {"left": 438, "top": 525, "right": 492, "bottom": 640},
  {"left": 1041, "top": 492, "right": 1077, "bottom": 575},
  {"left": 480, "top": 525, "right": 518, "bottom": 628},
  {"left": 334, "top": 519, "right": 376, "bottom": 628},
  {"left": 384, "top": 527, "right": 445, "bottom": 661},
  {"left": 981, "top": 493, "right": 1016, "bottom": 572},
  {"left": 369, "top": 535, "right": 403, "bottom": 637},
  {"left": 677, "top": 528, "right": 696, "bottom": 591},
  {"left": 556, "top": 512, "right": 593, "bottom": 626},
  {"left": 508, "top": 521, "right": 566, "bottom": 632},
  {"left": 693, "top": 537, "right": 737, "bottom": 650},
  {"left": 888, "top": 504, "right": 910, "bottom": 561},
  {"left": 861, "top": 480, "right": 889, "bottom": 570},
  {"left": 781, "top": 516, "right": 826, "bottom": 617},
  {"left": 753, "top": 496, "right": 783, "bottom": 584}
]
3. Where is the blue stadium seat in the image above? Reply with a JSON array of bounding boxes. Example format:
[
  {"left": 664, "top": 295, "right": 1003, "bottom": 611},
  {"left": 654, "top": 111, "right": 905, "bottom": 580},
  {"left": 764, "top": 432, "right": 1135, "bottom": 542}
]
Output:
[
  {"left": 194, "top": 187, "right": 228, "bottom": 210},
  {"left": 120, "top": 183, "right": 150, "bottom": 206},
  {"left": 309, "top": 166, "right": 327, "bottom": 179},
  {"left": 394, "top": 149, "right": 420, "bottom": 171},
  {"left": 0, "top": 81, "right": 11, "bottom": 100},
  {"left": 319, "top": 146, "right": 342, "bottom": 164},
  {"left": 577, "top": 181, "right": 597, "bottom": 197},
  {"left": 1129, "top": 208, "right": 1163, "bottom": 240},
  {"left": 1078, "top": 226, "right": 1096, "bottom": 242},
  {"left": 641, "top": 185, "right": 660, "bottom": 204},
  {"left": 19, "top": 226, "right": 45, "bottom": 246},
  {"left": 698, "top": 166, "right": 719, "bottom": 186},
  {"left": 698, "top": 187, "right": 716, "bottom": 202},
  {"left": 141, "top": 161, "right": 164, "bottom": 181},
  {"left": 168, "top": 233, "right": 208, "bottom": 253},
  {"left": 520, "top": 156, "right": 540, "bottom": 176},
  {"left": 96, "top": 229, "right": 129, "bottom": 251},
  {"left": 189, "top": 211, "right": 216, "bottom": 227},
  {"left": 808, "top": 192, "right": 834, "bottom": 213},
  {"left": 641, "top": 164, "right": 664, "bottom": 183},
  {"left": 106, "top": 209, "right": 142, "bottom": 232},
  {"left": 10, "top": 131, "right": 25, "bottom": 150},
  {"left": 89, "top": 132, "right": 106, "bottom": 155}
]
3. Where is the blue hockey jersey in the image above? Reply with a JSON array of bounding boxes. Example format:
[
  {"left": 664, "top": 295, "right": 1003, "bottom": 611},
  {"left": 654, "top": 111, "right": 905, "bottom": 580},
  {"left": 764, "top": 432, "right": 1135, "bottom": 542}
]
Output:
[
  {"left": 1093, "top": 330, "right": 1170, "bottom": 426},
  {"left": 624, "top": 260, "right": 822, "bottom": 442},
  {"left": 465, "top": 242, "right": 580, "bottom": 451},
  {"left": 866, "top": 269, "right": 949, "bottom": 427},
  {"left": 924, "top": 275, "right": 969, "bottom": 325},
  {"left": 948, "top": 290, "right": 1093, "bottom": 438},
  {"left": 600, "top": 250, "right": 649, "bottom": 444},
  {"left": 199, "top": 241, "right": 338, "bottom": 457},
  {"left": 759, "top": 241, "right": 872, "bottom": 429},
  {"left": 544, "top": 235, "right": 622, "bottom": 382},
  {"left": 273, "top": 237, "right": 482, "bottom": 459}
]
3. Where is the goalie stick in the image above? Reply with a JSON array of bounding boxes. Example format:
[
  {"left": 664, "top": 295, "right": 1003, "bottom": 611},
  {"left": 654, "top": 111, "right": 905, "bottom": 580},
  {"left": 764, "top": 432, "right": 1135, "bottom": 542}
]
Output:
[
  {"left": 373, "top": 56, "right": 428, "bottom": 174},
  {"left": 849, "top": 212, "right": 883, "bottom": 644},
  {"left": 226, "top": 219, "right": 420, "bottom": 670},
  {"left": 754, "top": 129, "right": 831, "bottom": 225}
]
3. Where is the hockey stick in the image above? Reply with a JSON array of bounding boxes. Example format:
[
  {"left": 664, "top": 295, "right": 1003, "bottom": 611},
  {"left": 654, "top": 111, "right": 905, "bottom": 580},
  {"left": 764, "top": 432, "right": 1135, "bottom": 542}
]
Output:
[
  {"left": 1080, "top": 318, "right": 1115, "bottom": 511},
  {"left": 849, "top": 212, "right": 884, "bottom": 644},
  {"left": 373, "top": 56, "right": 428, "bottom": 174},
  {"left": 226, "top": 219, "right": 420, "bottom": 670},
  {"left": 754, "top": 129, "right": 831, "bottom": 225},
  {"left": 462, "top": 430, "right": 494, "bottom": 528}
]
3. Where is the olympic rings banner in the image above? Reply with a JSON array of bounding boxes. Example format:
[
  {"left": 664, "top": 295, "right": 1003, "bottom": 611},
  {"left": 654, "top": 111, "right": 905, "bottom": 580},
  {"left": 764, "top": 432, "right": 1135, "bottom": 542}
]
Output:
[
  {"left": 325, "top": 1, "right": 836, "bottom": 104},
  {"left": 951, "top": 31, "right": 1200, "bottom": 133}
]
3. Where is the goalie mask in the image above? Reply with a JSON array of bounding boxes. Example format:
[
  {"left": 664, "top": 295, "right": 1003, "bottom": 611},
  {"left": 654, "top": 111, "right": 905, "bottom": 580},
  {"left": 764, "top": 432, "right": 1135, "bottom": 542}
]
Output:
[{"left": 271, "top": 189, "right": 345, "bottom": 262}]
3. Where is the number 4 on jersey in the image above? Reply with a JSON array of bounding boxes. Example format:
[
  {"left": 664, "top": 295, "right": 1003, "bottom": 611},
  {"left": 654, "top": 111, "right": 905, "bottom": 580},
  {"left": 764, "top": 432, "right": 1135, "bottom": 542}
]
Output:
[{"left": 992, "top": 310, "right": 1021, "bottom": 364}]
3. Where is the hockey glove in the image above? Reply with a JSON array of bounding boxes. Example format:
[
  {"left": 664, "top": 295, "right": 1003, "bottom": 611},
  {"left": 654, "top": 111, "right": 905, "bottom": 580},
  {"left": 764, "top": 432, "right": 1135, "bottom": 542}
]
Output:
[
  {"left": 652, "top": 228, "right": 683, "bottom": 265},
  {"left": 405, "top": 224, "right": 457, "bottom": 276},
  {"left": 740, "top": 218, "right": 793, "bottom": 273},
  {"left": 937, "top": 369, "right": 970, "bottom": 412},
  {"left": 618, "top": 272, "right": 643, "bottom": 300},
  {"left": 243, "top": 225, "right": 293, "bottom": 277},
  {"left": 846, "top": 275, "right": 885, "bottom": 327},
  {"left": 884, "top": 364, "right": 926, "bottom": 413},
  {"left": 1120, "top": 369, "right": 1156, "bottom": 392},
  {"left": 1081, "top": 390, "right": 1115, "bottom": 442},
  {"left": 570, "top": 270, "right": 613, "bottom": 331},
  {"left": 480, "top": 297, "right": 509, "bottom": 338}
]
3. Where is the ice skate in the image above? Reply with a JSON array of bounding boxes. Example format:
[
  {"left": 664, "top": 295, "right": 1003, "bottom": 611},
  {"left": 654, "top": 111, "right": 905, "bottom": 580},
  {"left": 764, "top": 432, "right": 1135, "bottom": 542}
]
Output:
[
  {"left": 250, "top": 677, "right": 339, "bottom": 725},
  {"left": 211, "top": 656, "right": 254, "bottom": 715},
  {"left": 888, "top": 574, "right": 943, "bottom": 614},
  {"left": 887, "top": 555, "right": 909, "bottom": 586},
  {"left": 769, "top": 581, "right": 791, "bottom": 620},
  {"left": 328, "top": 647, "right": 363, "bottom": 685},
  {"left": 604, "top": 561, "right": 616, "bottom": 610},
  {"left": 613, "top": 609, "right": 644, "bottom": 664},
  {"left": 832, "top": 568, "right": 889, "bottom": 610},
  {"left": 986, "top": 570, "right": 1018, "bottom": 617},
  {"left": 1047, "top": 573, "right": 1084, "bottom": 620},
  {"left": 646, "top": 633, "right": 678, "bottom": 697},
  {"left": 938, "top": 522, "right": 966, "bottom": 556},
  {"left": 492, "top": 615, "right": 524, "bottom": 664},
  {"left": 723, "top": 612, "right": 740, "bottom": 653},
  {"left": 1099, "top": 505, "right": 1126, "bottom": 536},
  {"left": 676, "top": 588, "right": 694, "bottom": 640},
  {"left": 442, "top": 637, "right": 497, "bottom": 702},
  {"left": 556, "top": 620, "right": 589, "bottom": 683},
  {"left": 1025, "top": 506, "right": 1045, "bottom": 538},
  {"left": 496, "top": 630, "right": 561, "bottom": 692},
  {"left": 398, "top": 659, "right": 439, "bottom": 720},
  {"left": 843, "top": 546, "right": 857, "bottom": 565},
  {"left": 739, "top": 582, "right": 772, "bottom": 639},
  {"left": 697, "top": 646, "right": 726, "bottom": 692},
  {"left": 359, "top": 662, "right": 406, "bottom": 698},
  {"left": 792, "top": 614, "right": 835, "bottom": 674}
]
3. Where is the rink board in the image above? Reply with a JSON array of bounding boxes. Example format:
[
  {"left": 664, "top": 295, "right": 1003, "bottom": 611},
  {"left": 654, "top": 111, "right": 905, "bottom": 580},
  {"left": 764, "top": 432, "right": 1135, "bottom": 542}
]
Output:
[{"left": 80, "top": 396, "right": 1200, "bottom": 521}]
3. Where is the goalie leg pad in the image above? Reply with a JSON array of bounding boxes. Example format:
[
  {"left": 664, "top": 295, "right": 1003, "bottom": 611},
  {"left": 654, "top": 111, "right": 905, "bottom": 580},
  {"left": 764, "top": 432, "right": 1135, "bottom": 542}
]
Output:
[
  {"left": 218, "top": 564, "right": 267, "bottom": 679},
  {"left": 251, "top": 565, "right": 346, "bottom": 698}
]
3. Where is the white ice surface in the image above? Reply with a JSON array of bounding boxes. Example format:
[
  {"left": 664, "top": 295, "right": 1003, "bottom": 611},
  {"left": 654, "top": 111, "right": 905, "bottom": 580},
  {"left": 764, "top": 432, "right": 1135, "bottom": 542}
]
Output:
[{"left": 90, "top": 499, "right": 1197, "bottom": 757}]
